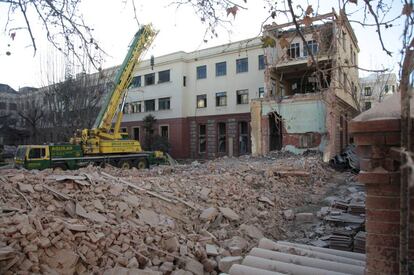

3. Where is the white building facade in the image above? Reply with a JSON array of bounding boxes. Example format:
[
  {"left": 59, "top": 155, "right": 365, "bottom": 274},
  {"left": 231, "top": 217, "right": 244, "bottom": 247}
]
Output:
[
  {"left": 122, "top": 38, "right": 266, "bottom": 158},
  {"left": 359, "top": 73, "right": 398, "bottom": 111}
]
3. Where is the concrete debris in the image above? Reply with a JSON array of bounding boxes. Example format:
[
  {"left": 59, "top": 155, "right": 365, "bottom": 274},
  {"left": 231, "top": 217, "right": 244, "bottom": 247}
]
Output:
[
  {"left": 199, "top": 207, "right": 218, "bottom": 222},
  {"left": 205, "top": 244, "right": 219, "bottom": 256},
  {"left": 295, "top": 213, "right": 314, "bottom": 223},
  {"left": 283, "top": 209, "right": 294, "bottom": 220},
  {"left": 0, "top": 154, "right": 333, "bottom": 274},
  {"left": 284, "top": 172, "right": 366, "bottom": 254},
  {"left": 219, "top": 207, "right": 240, "bottom": 221},
  {"left": 218, "top": 256, "right": 243, "bottom": 273}
]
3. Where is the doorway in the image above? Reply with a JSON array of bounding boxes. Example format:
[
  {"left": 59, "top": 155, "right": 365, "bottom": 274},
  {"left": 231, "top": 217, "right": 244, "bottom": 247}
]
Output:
[{"left": 269, "top": 112, "right": 283, "bottom": 151}]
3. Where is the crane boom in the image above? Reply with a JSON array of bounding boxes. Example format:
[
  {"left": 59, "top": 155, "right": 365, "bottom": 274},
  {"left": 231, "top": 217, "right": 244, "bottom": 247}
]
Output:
[
  {"left": 93, "top": 24, "right": 157, "bottom": 133},
  {"left": 71, "top": 24, "right": 158, "bottom": 155}
]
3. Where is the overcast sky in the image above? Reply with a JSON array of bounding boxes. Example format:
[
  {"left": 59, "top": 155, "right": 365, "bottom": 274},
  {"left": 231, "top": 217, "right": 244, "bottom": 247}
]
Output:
[{"left": 0, "top": 0, "right": 405, "bottom": 90}]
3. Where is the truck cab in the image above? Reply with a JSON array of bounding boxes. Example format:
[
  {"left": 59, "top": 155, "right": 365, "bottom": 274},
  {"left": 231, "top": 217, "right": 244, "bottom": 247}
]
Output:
[{"left": 14, "top": 145, "right": 50, "bottom": 170}]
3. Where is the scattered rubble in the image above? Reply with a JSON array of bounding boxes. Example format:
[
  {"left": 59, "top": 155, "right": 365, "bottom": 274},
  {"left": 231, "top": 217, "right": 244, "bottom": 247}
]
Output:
[
  {"left": 285, "top": 172, "right": 366, "bottom": 253},
  {"left": 0, "top": 154, "right": 335, "bottom": 274}
]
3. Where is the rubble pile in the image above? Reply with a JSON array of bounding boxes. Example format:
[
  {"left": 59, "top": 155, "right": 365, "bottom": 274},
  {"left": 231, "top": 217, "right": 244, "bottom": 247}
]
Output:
[
  {"left": 0, "top": 155, "right": 332, "bottom": 274},
  {"left": 286, "top": 174, "right": 366, "bottom": 253}
]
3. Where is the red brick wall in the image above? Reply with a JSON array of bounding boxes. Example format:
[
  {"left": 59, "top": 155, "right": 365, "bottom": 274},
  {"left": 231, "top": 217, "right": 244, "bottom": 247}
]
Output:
[
  {"left": 350, "top": 118, "right": 414, "bottom": 275},
  {"left": 122, "top": 118, "right": 190, "bottom": 159}
]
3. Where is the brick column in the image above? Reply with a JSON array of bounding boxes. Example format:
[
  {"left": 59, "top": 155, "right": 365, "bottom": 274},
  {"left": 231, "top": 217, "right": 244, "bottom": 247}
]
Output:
[{"left": 350, "top": 119, "right": 414, "bottom": 275}]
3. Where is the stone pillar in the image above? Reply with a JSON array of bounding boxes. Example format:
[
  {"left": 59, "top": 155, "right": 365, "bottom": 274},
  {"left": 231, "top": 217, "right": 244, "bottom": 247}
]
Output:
[
  {"left": 189, "top": 120, "right": 197, "bottom": 159},
  {"left": 350, "top": 118, "right": 414, "bottom": 275},
  {"left": 207, "top": 120, "right": 216, "bottom": 159},
  {"left": 227, "top": 118, "right": 237, "bottom": 156},
  {"left": 250, "top": 100, "right": 262, "bottom": 156}
]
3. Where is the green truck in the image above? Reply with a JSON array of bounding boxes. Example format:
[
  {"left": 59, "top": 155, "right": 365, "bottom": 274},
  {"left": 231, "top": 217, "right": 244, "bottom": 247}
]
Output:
[{"left": 14, "top": 144, "right": 160, "bottom": 170}]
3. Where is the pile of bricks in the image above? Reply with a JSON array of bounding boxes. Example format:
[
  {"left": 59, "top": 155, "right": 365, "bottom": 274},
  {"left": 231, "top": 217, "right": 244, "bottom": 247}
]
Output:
[{"left": 0, "top": 154, "right": 332, "bottom": 274}]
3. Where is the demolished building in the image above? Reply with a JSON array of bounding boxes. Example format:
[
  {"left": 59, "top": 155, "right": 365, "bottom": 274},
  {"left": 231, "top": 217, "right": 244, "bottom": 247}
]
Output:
[{"left": 251, "top": 10, "right": 360, "bottom": 161}]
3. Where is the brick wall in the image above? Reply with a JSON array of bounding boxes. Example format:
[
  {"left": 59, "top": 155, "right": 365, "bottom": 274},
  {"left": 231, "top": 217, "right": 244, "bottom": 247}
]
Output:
[{"left": 350, "top": 118, "right": 414, "bottom": 275}]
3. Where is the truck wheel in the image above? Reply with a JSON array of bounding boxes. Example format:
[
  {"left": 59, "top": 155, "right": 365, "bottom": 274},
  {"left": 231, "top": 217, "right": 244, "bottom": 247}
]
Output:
[
  {"left": 136, "top": 158, "right": 148, "bottom": 169},
  {"left": 119, "top": 160, "right": 132, "bottom": 169}
]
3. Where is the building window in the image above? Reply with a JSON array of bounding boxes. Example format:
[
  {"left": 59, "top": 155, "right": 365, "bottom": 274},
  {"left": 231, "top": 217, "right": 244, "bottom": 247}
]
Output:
[
  {"left": 9, "top": 103, "right": 17, "bottom": 111},
  {"left": 120, "top": 127, "right": 127, "bottom": 133},
  {"left": 392, "top": 85, "right": 395, "bottom": 93},
  {"left": 145, "top": 99, "right": 155, "bottom": 111},
  {"left": 123, "top": 103, "right": 130, "bottom": 114},
  {"left": 215, "top": 62, "right": 227, "bottom": 76},
  {"left": 239, "top": 121, "right": 249, "bottom": 154},
  {"left": 197, "top": 94, "right": 207, "bottom": 108},
  {"left": 158, "top": 97, "right": 171, "bottom": 110},
  {"left": 133, "top": 127, "right": 140, "bottom": 141},
  {"left": 303, "top": 40, "right": 318, "bottom": 56},
  {"left": 236, "top": 58, "right": 248, "bottom": 73},
  {"left": 158, "top": 70, "right": 170, "bottom": 83},
  {"left": 125, "top": 101, "right": 141, "bottom": 113},
  {"left": 364, "top": 87, "right": 372, "bottom": 96},
  {"left": 287, "top": 43, "right": 300, "bottom": 58},
  {"left": 160, "top": 125, "right": 169, "bottom": 139},
  {"left": 217, "top": 122, "right": 226, "bottom": 153},
  {"left": 259, "top": 87, "right": 264, "bottom": 98},
  {"left": 384, "top": 85, "right": 389, "bottom": 94},
  {"left": 365, "top": 101, "right": 372, "bottom": 110},
  {"left": 236, "top": 89, "right": 249, "bottom": 104},
  {"left": 130, "top": 76, "right": 141, "bottom": 88},
  {"left": 133, "top": 102, "right": 142, "bottom": 113},
  {"left": 0, "top": 102, "right": 6, "bottom": 109},
  {"left": 183, "top": 76, "right": 186, "bottom": 87},
  {"left": 197, "top": 65, "right": 207, "bottom": 79},
  {"left": 216, "top": 92, "right": 227, "bottom": 107},
  {"left": 258, "top": 55, "right": 265, "bottom": 70},
  {"left": 144, "top": 73, "right": 155, "bottom": 86},
  {"left": 198, "top": 124, "right": 206, "bottom": 153}
]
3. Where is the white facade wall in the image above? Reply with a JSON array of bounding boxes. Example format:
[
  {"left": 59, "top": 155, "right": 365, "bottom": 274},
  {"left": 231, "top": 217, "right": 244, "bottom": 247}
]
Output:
[{"left": 122, "top": 38, "right": 265, "bottom": 122}]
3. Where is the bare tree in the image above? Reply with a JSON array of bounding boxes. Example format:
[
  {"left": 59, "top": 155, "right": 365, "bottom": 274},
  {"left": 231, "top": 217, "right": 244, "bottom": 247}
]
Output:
[
  {"left": 41, "top": 71, "right": 112, "bottom": 142},
  {"left": 1, "top": 0, "right": 103, "bottom": 69},
  {"left": 17, "top": 98, "right": 44, "bottom": 143}
]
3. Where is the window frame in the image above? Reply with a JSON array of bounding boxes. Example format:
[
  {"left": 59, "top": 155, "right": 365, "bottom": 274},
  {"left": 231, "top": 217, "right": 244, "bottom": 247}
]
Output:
[
  {"left": 236, "top": 58, "right": 248, "bottom": 73},
  {"left": 236, "top": 89, "right": 249, "bottom": 104},
  {"left": 287, "top": 43, "right": 300, "bottom": 59},
  {"left": 258, "top": 55, "right": 265, "bottom": 70},
  {"left": 144, "top": 73, "right": 155, "bottom": 86},
  {"left": 217, "top": 122, "right": 227, "bottom": 153},
  {"left": 196, "top": 65, "right": 207, "bottom": 79},
  {"left": 303, "top": 40, "right": 318, "bottom": 57},
  {"left": 215, "top": 92, "right": 227, "bottom": 107},
  {"left": 196, "top": 94, "right": 207, "bottom": 108},
  {"left": 259, "top": 87, "right": 265, "bottom": 98},
  {"left": 198, "top": 124, "right": 207, "bottom": 154},
  {"left": 130, "top": 75, "right": 141, "bottom": 88},
  {"left": 132, "top": 127, "right": 140, "bottom": 141},
  {"left": 9, "top": 103, "right": 17, "bottom": 111},
  {"left": 364, "top": 87, "right": 372, "bottom": 96},
  {"left": 144, "top": 99, "right": 155, "bottom": 112},
  {"left": 158, "top": 97, "right": 171, "bottom": 110},
  {"left": 158, "top": 70, "right": 170, "bottom": 83},
  {"left": 159, "top": 125, "right": 169, "bottom": 139},
  {"left": 215, "top": 61, "right": 227, "bottom": 76}
]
